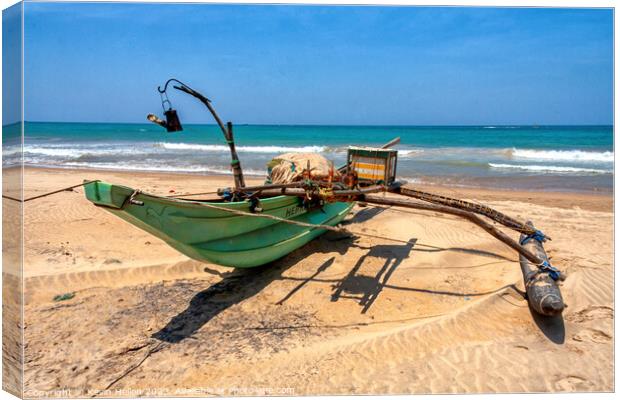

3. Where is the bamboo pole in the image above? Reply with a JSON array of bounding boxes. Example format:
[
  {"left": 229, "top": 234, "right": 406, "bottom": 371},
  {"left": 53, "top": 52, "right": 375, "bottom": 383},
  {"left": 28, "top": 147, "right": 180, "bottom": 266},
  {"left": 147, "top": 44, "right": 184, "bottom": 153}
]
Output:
[
  {"left": 226, "top": 122, "right": 245, "bottom": 189},
  {"left": 379, "top": 136, "right": 401, "bottom": 149},
  {"left": 216, "top": 181, "right": 306, "bottom": 197},
  {"left": 254, "top": 185, "right": 386, "bottom": 199}
]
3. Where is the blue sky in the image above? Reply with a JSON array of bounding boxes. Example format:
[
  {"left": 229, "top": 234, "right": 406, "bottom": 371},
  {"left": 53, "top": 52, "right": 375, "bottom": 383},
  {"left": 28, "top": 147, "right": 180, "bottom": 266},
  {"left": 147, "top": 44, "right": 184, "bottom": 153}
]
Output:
[
  {"left": 3, "top": 3, "right": 22, "bottom": 125},
  {"left": 20, "top": 3, "right": 613, "bottom": 125}
]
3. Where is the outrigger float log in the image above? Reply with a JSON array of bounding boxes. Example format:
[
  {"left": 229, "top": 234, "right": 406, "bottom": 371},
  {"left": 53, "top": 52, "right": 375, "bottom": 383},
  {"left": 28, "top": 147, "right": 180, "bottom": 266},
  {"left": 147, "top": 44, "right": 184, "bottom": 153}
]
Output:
[{"left": 84, "top": 79, "right": 566, "bottom": 317}]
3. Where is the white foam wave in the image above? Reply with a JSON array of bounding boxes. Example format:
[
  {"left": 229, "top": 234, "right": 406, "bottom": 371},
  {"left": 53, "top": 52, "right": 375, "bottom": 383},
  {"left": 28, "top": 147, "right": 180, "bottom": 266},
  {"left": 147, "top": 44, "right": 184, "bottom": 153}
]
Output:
[
  {"left": 511, "top": 148, "right": 613, "bottom": 163},
  {"left": 2, "top": 145, "right": 22, "bottom": 158},
  {"left": 21, "top": 142, "right": 425, "bottom": 160},
  {"left": 24, "top": 147, "right": 81, "bottom": 157},
  {"left": 23, "top": 145, "right": 145, "bottom": 158},
  {"left": 155, "top": 142, "right": 326, "bottom": 153},
  {"left": 489, "top": 163, "right": 610, "bottom": 174},
  {"left": 53, "top": 161, "right": 266, "bottom": 176},
  {"left": 398, "top": 149, "right": 424, "bottom": 156}
]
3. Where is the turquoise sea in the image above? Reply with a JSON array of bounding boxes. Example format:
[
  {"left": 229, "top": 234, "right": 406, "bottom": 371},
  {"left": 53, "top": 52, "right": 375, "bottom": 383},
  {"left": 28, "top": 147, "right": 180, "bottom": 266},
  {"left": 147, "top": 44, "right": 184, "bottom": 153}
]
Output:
[{"left": 3, "top": 122, "right": 614, "bottom": 192}]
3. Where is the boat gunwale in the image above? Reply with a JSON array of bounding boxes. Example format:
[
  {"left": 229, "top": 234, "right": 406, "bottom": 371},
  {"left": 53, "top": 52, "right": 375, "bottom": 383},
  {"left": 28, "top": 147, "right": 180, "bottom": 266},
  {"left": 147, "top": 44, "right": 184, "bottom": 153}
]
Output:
[
  {"left": 90, "top": 180, "right": 303, "bottom": 209},
  {"left": 141, "top": 193, "right": 294, "bottom": 207}
]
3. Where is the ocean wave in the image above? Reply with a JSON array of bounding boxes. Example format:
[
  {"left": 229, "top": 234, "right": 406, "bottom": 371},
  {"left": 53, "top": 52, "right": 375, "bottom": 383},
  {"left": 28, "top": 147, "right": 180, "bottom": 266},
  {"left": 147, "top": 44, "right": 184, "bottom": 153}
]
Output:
[
  {"left": 418, "top": 160, "right": 488, "bottom": 168},
  {"left": 154, "top": 142, "right": 327, "bottom": 153},
  {"left": 51, "top": 161, "right": 267, "bottom": 176},
  {"left": 22, "top": 142, "right": 424, "bottom": 161},
  {"left": 2, "top": 146, "right": 22, "bottom": 158},
  {"left": 510, "top": 148, "right": 613, "bottom": 163},
  {"left": 489, "top": 163, "right": 611, "bottom": 174},
  {"left": 24, "top": 147, "right": 83, "bottom": 157},
  {"left": 397, "top": 149, "right": 424, "bottom": 156},
  {"left": 23, "top": 145, "right": 146, "bottom": 158}
]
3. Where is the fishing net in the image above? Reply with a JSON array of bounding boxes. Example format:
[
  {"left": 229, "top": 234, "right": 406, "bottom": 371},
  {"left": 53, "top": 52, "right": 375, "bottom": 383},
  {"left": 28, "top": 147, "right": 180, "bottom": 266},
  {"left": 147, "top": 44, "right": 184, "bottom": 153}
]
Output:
[{"left": 267, "top": 152, "right": 339, "bottom": 184}]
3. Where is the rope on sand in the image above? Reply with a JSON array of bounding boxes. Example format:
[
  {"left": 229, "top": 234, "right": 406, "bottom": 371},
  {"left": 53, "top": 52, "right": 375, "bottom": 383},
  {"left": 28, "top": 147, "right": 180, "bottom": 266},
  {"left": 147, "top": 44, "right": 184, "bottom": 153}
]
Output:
[{"left": 2, "top": 180, "right": 100, "bottom": 203}]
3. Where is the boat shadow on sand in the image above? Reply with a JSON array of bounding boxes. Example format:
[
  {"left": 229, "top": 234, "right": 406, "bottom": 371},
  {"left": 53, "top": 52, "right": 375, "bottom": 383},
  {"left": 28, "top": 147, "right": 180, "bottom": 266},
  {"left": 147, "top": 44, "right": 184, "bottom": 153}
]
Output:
[
  {"left": 152, "top": 235, "right": 353, "bottom": 344},
  {"left": 153, "top": 207, "right": 562, "bottom": 344}
]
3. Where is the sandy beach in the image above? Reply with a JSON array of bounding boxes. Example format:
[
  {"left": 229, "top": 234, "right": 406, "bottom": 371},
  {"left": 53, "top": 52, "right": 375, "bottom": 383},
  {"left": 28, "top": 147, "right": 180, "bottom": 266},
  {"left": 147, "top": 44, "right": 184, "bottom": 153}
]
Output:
[{"left": 13, "top": 167, "right": 613, "bottom": 396}]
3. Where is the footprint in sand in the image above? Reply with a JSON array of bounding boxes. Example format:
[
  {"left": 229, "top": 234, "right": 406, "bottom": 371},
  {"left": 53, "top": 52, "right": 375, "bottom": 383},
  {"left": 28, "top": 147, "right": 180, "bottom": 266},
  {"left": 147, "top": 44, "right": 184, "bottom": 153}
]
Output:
[
  {"left": 572, "top": 328, "right": 612, "bottom": 344},
  {"left": 554, "top": 375, "right": 591, "bottom": 392},
  {"left": 566, "top": 305, "right": 613, "bottom": 323}
]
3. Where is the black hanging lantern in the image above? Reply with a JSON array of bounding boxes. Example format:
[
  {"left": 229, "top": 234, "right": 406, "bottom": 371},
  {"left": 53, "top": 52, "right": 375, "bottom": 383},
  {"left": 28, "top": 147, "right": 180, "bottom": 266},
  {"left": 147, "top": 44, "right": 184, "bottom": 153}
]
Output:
[
  {"left": 146, "top": 83, "right": 183, "bottom": 132},
  {"left": 163, "top": 108, "right": 182, "bottom": 132}
]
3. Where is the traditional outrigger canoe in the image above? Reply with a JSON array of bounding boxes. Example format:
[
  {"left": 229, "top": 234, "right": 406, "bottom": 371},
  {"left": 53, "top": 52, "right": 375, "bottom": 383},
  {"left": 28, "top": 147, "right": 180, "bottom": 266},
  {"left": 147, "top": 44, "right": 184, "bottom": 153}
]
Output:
[
  {"left": 83, "top": 78, "right": 566, "bottom": 318},
  {"left": 85, "top": 181, "right": 353, "bottom": 268}
]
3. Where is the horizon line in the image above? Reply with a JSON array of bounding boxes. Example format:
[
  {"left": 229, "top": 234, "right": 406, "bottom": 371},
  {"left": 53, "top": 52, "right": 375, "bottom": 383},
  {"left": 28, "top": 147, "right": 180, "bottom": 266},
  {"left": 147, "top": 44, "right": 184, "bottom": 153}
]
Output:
[{"left": 7, "top": 121, "right": 615, "bottom": 128}]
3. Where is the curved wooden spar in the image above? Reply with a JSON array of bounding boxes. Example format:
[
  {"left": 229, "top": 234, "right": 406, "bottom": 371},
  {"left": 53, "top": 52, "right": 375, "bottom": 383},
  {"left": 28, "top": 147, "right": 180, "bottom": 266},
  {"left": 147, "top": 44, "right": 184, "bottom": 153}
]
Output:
[
  {"left": 362, "top": 194, "right": 545, "bottom": 266},
  {"left": 396, "top": 186, "right": 544, "bottom": 237}
]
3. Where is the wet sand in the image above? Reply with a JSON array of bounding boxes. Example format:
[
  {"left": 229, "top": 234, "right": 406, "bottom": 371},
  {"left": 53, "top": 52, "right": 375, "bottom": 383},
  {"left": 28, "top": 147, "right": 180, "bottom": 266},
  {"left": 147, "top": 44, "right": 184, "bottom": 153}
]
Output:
[{"left": 15, "top": 167, "right": 614, "bottom": 396}]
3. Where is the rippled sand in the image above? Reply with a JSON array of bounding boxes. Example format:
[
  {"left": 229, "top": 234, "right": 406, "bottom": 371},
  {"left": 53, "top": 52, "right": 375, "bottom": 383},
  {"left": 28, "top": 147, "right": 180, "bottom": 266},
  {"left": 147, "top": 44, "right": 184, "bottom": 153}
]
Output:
[{"left": 16, "top": 167, "right": 613, "bottom": 396}]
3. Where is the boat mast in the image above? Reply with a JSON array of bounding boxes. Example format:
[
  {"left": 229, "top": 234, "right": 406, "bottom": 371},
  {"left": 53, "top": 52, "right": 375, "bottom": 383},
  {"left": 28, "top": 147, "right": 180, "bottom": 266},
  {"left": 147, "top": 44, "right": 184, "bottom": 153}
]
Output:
[{"left": 152, "top": 79, "right": 246, "bottom": 189}]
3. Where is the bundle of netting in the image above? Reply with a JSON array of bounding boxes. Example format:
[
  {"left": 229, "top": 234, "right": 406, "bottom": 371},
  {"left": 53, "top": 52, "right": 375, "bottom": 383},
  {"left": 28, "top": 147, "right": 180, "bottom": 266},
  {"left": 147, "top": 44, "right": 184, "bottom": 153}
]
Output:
[{"left": 267, "top": 152, "right": 340, "bottom": 184}]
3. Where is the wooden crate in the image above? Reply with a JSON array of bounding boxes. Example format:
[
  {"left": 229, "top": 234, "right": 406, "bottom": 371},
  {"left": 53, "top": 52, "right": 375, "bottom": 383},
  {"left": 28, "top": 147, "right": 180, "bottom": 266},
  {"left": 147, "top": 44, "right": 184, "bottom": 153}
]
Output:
[{"left": 347, "top": 146, "right": 398, "bottom": 185}]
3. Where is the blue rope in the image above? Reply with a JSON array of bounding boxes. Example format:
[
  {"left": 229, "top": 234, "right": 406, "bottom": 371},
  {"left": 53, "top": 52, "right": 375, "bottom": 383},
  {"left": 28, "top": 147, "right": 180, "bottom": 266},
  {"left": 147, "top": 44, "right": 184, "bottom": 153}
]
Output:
[
  {"left": 221, "top": 189, "right": 233, "bottom": 201},
  {"left": 539, "top": 260, "right": 561, "bottom": 281},
  {"left": 520, "top": 229, "right": 547, "bottom": 245}
]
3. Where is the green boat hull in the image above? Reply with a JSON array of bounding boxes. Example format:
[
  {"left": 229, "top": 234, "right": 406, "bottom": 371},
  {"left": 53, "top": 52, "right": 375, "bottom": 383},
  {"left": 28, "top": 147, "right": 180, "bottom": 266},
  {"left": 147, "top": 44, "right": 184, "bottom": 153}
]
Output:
[{"left": 84, "top": 181, "right": 354, "bottom": 268}]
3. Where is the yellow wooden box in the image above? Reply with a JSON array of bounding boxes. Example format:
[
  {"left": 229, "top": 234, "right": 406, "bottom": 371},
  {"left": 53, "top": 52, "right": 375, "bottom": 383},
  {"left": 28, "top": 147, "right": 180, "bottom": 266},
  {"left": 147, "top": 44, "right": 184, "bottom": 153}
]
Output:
[{"left": 347, "top": 146, "right": 398, "bottom": 184}]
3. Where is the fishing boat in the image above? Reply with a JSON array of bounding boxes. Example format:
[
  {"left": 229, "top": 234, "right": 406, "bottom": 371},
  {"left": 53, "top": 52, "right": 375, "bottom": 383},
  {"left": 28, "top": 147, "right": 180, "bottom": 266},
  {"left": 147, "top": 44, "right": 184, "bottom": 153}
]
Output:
[
  {"left": 83, "top": 78, "right": 567, "bottom": 317},
  {"left": 85, "top": 181, "right": 353, "bottom": 268}
]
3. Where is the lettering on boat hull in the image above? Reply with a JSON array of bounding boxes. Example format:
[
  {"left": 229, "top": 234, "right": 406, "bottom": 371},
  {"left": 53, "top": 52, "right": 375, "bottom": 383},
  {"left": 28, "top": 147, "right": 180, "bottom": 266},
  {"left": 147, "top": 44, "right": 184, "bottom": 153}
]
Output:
[{"left": 285, "top": 205, "right": 306, "bottom": 218}]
